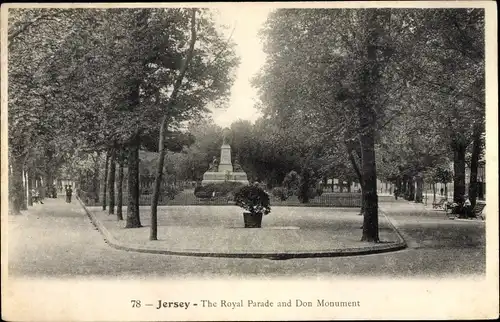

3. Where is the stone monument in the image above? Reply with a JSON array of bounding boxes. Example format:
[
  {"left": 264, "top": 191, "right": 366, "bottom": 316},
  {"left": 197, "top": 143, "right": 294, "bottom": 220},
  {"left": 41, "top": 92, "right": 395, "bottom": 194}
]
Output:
[{"left": 201, "top": 128, "right": 249, "bottom": 185}]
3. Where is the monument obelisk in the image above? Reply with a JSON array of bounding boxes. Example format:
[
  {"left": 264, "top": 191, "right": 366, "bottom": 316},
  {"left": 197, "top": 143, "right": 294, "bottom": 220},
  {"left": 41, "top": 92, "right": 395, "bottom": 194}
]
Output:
[
  {"left": 201, "top": 128, "right": 249, "bottom": 186},
  {"left": 218, "top": 128, "right": 233, "bottom": 172}
]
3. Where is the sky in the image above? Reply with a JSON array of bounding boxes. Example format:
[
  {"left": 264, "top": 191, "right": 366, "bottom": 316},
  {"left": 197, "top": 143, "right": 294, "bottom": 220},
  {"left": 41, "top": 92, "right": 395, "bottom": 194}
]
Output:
[{"left": 209, "top": 6, "right": 273, "bottom": 128}]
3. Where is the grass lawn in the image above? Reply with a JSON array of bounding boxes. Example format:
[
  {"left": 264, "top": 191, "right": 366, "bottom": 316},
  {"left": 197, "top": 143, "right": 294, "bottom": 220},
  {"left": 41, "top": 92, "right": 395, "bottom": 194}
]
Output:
[{"left": 90, "top": 206, "right": 401, "bottom": 254}]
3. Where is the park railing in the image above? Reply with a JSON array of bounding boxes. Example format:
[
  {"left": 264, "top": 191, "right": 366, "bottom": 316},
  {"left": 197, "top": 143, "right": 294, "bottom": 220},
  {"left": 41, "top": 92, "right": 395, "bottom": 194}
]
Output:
[
  {"left": 78, "top": 190, "right": 362, "bottom": 208},
  {"left": 270, "top": 193, "right": 362, "bottom": 207}
]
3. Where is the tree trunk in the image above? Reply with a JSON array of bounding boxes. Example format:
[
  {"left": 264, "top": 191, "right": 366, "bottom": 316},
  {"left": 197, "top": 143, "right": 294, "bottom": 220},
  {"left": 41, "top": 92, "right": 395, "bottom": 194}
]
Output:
[
  {"left": 298, "top": 167, "right": 311, "bottom": 204},
  {"left": 407, "top": 177, "right": 415, "bottom": 201},
  {"left": 126, "top": 137, "right": 142, "bottom": 228},
  {"left": 358, "top": 99, "right": 379, "bottom": 242},
  {"left": 21, "top": 169, "right": 28, "bottom": 210},
  {"left": 452, "top": 135, "right": 467, "bottom": 203},
  {"left": 415, "top": 174, "right": 423, "bottom": 203},
  {"left": 103, "top": 151, "right": 109, "bottom": 210},
  {"left": 444, "top": 183, "right": 448, "bottom": 200},
  {"left": 117, "top": 159, "right": 124, "bottom": 220},
  {"left": 45, "top": 172, "right": 53, "bottom": 199},
  {"left": 478, "top": 182, "right": 484, "bottom": 200},
  {"left": 403, "top": 177, "right": 408, "bottom": 199},
  {"left": 10, "top": 156, "right": 24, "bottom": 214},
  {"left": 150, "top": 120, "right": 167, "bottom": 240},
  {"left": 400, "top": 175, "right": 407, "bottom": 197},
  {"left": 347, "top": 145, "right": 364, "bottom": 215},
  {"left": 359, "top": 124, "right": 379, "bottom": 242},
  {"left": 150, "top": 9, "right": 197, "bottom": 241},
  {"left": 108, "top": 148, "right": 116, "bottom": 215},
  {"left": 44, "top": 148, "right": 54, "bottom": 199},
  {"left": 77, "top": 171, "right": 83, "bottom": 197},
  {"left": 468, "top": 128, "right": 482, "bottom": 208},
  {"left": 93, "top": 152, "right": 100, "bottom": 203},
  {"left": 432, "top": 183, "right": 436, "bottom": 203},
  {"left": 27, "top": 168, "right": 33, "bottom": 206}
]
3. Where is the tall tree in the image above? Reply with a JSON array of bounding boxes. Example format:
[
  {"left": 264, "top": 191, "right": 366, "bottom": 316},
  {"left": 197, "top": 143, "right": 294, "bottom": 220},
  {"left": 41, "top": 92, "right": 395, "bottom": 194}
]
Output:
[
  {"left": 116, "top": 159, "right": 124, "bottom": 221},
  {"left": 149, "top": 8, "right": 240, "bottom": 239},
  {"left": 102, "top": 151, "right": 109, "bottom": 211},
  {"left": 150, "top": 9, "right": 197, "bottom": 241},
  {"left": 108, "top": 147, "right": 116, "bottom": 215},
  {"left": 8, "top": 8, "right": 90, "bottom": 213}
]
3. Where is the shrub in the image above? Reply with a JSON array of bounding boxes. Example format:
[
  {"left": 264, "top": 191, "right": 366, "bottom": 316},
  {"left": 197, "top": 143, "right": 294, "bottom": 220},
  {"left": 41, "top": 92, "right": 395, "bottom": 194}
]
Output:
[
  {"left": 298, "top": 168, "right": 314, "bottom": 203},
  {"left": 215, "top": 182, "right": 246, "bottom": 195},
  {"left": 255, "top": 182, "right": 268, "bottom": 193},
  {"left": 234, "top": 185, "right": 271, "bottom": 215},
  {"left": 308, "top": 187, "right": 317, "bottom": 199},
  {"left": 316, "top": 186, "right": 324, "bottom": 196},
  {"left": 194, "top": 186, "right": 212, "bottom": 199},
  {"left": 163, "top": 185, "right": 179, "bottom": 200},
  {"left": 272, "top": 187, "right": 289, "bottom": 201},
  {"left": 282, "top": 170, "right": 300, "bottom": 196}
]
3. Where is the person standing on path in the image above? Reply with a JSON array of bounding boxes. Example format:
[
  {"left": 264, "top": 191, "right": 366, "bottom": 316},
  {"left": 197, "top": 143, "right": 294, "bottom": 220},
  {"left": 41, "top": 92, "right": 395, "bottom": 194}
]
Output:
[{"left": 66, "top": 185, "right": 73, "bottom": 203}]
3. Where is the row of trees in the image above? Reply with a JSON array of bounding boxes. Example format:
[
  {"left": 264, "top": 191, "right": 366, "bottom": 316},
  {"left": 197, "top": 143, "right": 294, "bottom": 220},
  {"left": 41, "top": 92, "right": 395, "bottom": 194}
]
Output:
[
  {"left": 9, "top": 8, "right": 485, "bottom": 243},
  {"left": 8, "top": 8, "right": 240, "bottom": 240},
  {"left": 69, "top": 9, "right": 485, "bottom": 240},
  {"left": 146, "top": 116, "right": 357, "bottom": 194},
  {"left": 250, "top": 8, "right": 485, "bottom": 240}
]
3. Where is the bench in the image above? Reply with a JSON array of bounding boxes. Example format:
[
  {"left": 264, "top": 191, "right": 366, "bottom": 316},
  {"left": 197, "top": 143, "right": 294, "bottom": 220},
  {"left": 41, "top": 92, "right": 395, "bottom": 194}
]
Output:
[
  {"left": 432, "top": 198, "right": 448, "bottom": 209},
  {"left": 473, "top": 202, "right": 486, "bottom": 220}
]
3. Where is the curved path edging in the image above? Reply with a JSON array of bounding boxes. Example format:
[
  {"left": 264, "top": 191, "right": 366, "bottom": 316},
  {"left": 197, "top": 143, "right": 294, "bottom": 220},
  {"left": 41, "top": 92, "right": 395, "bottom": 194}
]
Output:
[{"left": 77, "top": 196, "right": 407, "bottom": 260}]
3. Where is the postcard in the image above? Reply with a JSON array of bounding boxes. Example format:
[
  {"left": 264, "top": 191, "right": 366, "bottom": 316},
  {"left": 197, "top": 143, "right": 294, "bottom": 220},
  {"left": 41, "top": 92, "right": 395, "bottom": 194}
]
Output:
[{"left": 1, "top": 1, "right": 498, "bottom": 321}]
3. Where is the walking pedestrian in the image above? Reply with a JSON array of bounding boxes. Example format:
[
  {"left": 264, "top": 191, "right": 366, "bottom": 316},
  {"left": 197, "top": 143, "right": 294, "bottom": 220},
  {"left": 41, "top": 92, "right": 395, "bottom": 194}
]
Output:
[
  {"left": 394, "top": 188, "right": 398, "bottom": 200},
  {"left": 66, "top": 185, "right": 73, "bottom": 203},
  {"left": 36, "top": 188, "right": 44, "bottom": 204}
]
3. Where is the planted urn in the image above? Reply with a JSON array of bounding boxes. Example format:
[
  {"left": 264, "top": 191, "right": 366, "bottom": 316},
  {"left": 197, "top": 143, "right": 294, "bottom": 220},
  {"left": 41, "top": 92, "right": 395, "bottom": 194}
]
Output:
[{"left": 234, "top": 185, "right": 271, "bottom": 228}]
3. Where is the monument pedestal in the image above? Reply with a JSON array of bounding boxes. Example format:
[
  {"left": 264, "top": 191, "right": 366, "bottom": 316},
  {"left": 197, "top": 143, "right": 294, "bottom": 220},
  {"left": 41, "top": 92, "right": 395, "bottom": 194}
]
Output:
[{"left": 202, "top": 171, "right": 249, "bottom": 185}]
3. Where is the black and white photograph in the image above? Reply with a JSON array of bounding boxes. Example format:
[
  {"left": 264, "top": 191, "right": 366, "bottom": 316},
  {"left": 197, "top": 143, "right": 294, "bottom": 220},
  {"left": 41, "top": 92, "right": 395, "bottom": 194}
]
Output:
[{"left": 1, "top": 1, "right": 498, "bottom": 321}]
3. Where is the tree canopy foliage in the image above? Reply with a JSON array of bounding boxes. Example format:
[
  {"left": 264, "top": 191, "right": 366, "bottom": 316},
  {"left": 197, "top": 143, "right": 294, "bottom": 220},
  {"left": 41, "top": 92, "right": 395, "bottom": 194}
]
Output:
[
  {"left": 8, "top": 8, "right": 239, "bottom": 218},
  {"left": 8, "top": 6, "right": 485, "bottom": 232}
]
